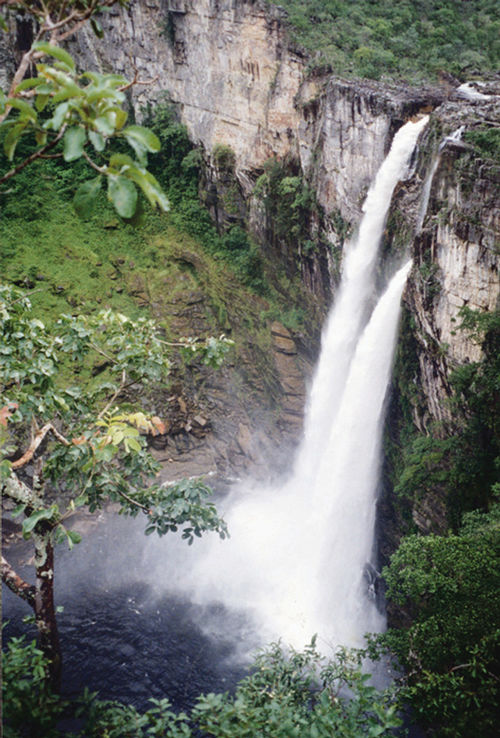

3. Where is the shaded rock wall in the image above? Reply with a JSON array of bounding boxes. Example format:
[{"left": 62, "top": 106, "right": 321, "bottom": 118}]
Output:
[{"left": 70, "top": 0, "right": 442, "bottom": 297}]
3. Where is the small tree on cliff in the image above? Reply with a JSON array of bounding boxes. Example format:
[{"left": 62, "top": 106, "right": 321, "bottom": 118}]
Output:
[{"left": 0, "top": 284, "right": 231, "bottom": 687}]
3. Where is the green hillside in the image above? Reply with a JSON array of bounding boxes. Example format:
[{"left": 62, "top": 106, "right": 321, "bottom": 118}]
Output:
[{"left": 272, "top": 0, "right": 499, "bottom": 81}]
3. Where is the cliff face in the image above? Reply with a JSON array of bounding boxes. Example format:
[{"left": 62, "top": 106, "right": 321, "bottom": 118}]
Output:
[
  {"left": 72, "top": 1, "right": 441, "bottom": 277},
  {"left": 395, "top": 105, "right": 499, "bottom": 432},
  {"left": 3, "top": 1, "right": 498, "bottom": 516},
  {"left": 72, "top": 0, "right": 498, "bottom": 396}
]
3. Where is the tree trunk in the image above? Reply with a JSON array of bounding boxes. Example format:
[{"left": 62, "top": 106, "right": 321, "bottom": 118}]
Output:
[
  {"left": 2, "top": 536, "right": 62, "bottom": 689},
  {"left": 34, "top": 532, "right": 62, "bottom": 690}
]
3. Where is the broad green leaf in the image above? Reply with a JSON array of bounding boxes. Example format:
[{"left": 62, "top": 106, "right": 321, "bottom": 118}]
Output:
[
  {"left": 86, "top": 87, "right": 125, "bottom": 105},
  {"left": 88, "top": 129, "right": 105, "bottom": 152},
  {"left": 73, "top": 176, "right": 102, "bottom": 217},
  {"left": 45, "top": 101, "right": 70, "bottom": 130},
  {"left": 109, "top": 152, "right": 136, "bottom": 170},
  {"left": 32, "top": 42, "right": 76, "bottom": 72},
  {"left": 0, "top": 89, "right": 5, "bottom": 114},
  {"left": 35, "top": 128, "right": 48, "bottom": 146},
  {"left": 35, "top": 93, "right": 50, "bottom": 113},
  {"left": 5, "top": 97, "right": 37, "bottom": 121},
  {"left": 14, "top": 77, "right": 46, "bottom": 93},
  {"left": 138, "top": 176, "right": 170, "bottom": 212},
  {"left": 125, "top": 437, "right": 141, "bottom": 453},
  {"left": 4, "top": 122, "right": 26, "bottom": 161},
  {"left": 66, "top": 528, "right": 82, "bottom": 549},
  {"left": 124, "top": 135, "right": 147, "bottom": 165},
  {"left": 0, "top": 14, "right": 7, "bottom": 32},
  {"left": 22, "top": 506, "right": 58, "bottom": 537},
  {"left": 123, "top": 125, "right": 161, "bottom": 153},
  {"left": 107, "top": 174, "right": 138, "bottom": 218},
  {"left": 63, "top": 126, "right": 86, "bottom": 162},
  {"left": 94, "top": 116, "right": 114, "bottom": 136},
  {"left": 113, "top": 108, "right": 128, "bottom": 131}
]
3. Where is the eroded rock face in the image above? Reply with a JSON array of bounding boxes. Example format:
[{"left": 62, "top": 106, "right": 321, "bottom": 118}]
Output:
[
  {"left": 398, "top": 102, "right": 500, "bottom": 432},
  {"left": 69, "top": 1, "right": 443, "bottom": 252}
]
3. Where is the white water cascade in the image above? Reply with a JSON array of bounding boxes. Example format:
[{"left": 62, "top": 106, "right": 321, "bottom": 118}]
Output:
[
  {"left": 417, "top": 126, "right": 465, "bottom": 232},
  {"left": 150, "top": 116, "right": 428, "bottom": 654}
]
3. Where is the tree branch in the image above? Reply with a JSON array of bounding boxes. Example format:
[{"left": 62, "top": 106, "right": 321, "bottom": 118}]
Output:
[
  {"left": 1, "top": 555, "right": 36, "bottom": 608},
  {"left": 116, "top": 487, "right": 150, "bottom": 512},
  {"left": 2, "top": 472, "right": 42, "bottom": 507},
  {"left": 0, "top": 126, "right": 67, "bottom": 184},
  {"left": 98, "top": 369, "right": 127, "bottom": 419},
  {"left": 11, "top": 423, "right": 70, "bottom": 470}
]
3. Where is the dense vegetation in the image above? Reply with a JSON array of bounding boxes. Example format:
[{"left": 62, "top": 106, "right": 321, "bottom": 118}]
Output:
[
  {"left": 3, "top": 637, "right": 402, "bottom": 737},
  {"left": 373, "top": 504, "right": 500, "bottom": 738},
  {"left": 270, "top": 0, "right": 500, "bottom": 81}
]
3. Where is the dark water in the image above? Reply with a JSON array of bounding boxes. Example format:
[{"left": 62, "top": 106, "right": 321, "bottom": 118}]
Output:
[
  {"left": 3, "top": 515, "right": 426, "bottom": 737},
  {"left": 2, "top": 515, "right": 251, "bottom": 711}
]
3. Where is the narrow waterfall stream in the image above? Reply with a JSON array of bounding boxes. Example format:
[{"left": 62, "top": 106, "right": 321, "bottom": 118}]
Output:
[{"left": 3, "top": 116, "right": 429, "bottom": 709}]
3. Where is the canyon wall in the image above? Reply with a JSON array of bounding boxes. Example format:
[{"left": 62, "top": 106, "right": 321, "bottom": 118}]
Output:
[
  {"left": 70, "top": 0, "right": 498, "bottom": 425},
  {"left": 2, "top": 1, "right": 498, "bottom": 520}
]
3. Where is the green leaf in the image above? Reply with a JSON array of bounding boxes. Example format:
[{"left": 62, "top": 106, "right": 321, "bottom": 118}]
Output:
[
  {"left": 22, "top": 507, "right": 58, "bottom": 537},
  {"left": 11, "top": 503, "right": 25, "bottom": 517},
  {"left": 4, "top": 122, "right": 26, "bottom": 161},
  {"left": 0, "top": 88, "right": 6, "bottom": 114},
  {"left": 125, "top": 437, "right": 141, "bottom": 453},
  {"left": 73, "top": 176, "right": 102, "bottom": 217},
  {"left": 5, "top": 97, "right": 37, "bottom": 121},
  {"left": 63, "top": 126, "right": 86, "bottom": 162},
  {"left": 88, "top": 129, "right": 105, "bottom": 152},
  {"left": 0, "top": 14, "right": 7, "bottom": 32},
  {"left": 122, "top": 125, "right": 161, "bottom": 153},
  {"left": 108, "top": 152, "right": 136, "bottom": 170},
  {"left": 14, "top": 77, "right": 46, "bottom": 94},
  {"left": 45, "top": 101, "right": 70, "bottom": 131},
  {"left": 93, "top": 116, "right": 115, "bottom": 136},
  {"left": 66, "top": 529, "right": 82, "bottom": 549},
  {"left": 32, "top": 42, "right": 76, "bottom": 72},
  {"left": 107, "top": 175, "right": 138, "bottom": 218},
  {"left": 35, "top": 131, "right": 47, "bottom": 146},
  {"left": 35, "top": 94, "right": 50, "bottom": 113},
  {"left": 90, "top": 17, "right": 104, "bottom": 38}
]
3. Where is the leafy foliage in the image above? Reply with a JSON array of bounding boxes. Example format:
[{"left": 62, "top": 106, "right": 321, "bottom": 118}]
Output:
[
  {"left": 190, "top": 640, "right": 401, "bottom": 737},
  {"left": 372, "top": 504, "right": 500, "bottom": 737},
  {"left": 270, "top": 0, "right": 499, "bottom": 81},
  {"left": 0, "top": 283, "right": 229, "bottom": 540},
  {"left": 2, "top": 638, "right": 402, "bottom": 737},
  {"left": 464, "top": 127, "right": 500, "bottom": 163},
  {"left": 2, "top": 635, "right": 67, "bottom": 738},
  {"left": 1, "top": 44, "right": 168, "bottom": 217},
  {"left": 142, "top": 100, "right": 268, "bottom": 294}
]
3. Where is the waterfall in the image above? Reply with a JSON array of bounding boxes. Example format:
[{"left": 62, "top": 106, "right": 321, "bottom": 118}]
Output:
[
  {"left": 417, "top": 126, "right": 464, "bottom": 232},
  {"left": 149, "top": 116, "right": 428, "bottom": 653}
]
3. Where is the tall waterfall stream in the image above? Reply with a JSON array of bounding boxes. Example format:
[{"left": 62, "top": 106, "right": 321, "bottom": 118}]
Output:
[{"left": 4, "top": 117, "right": 428, "bottom": 708}]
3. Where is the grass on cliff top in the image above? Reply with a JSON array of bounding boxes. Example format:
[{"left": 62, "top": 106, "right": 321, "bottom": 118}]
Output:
[{"left": 270, "top": 0, "right": 499, "bottom": 82}]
